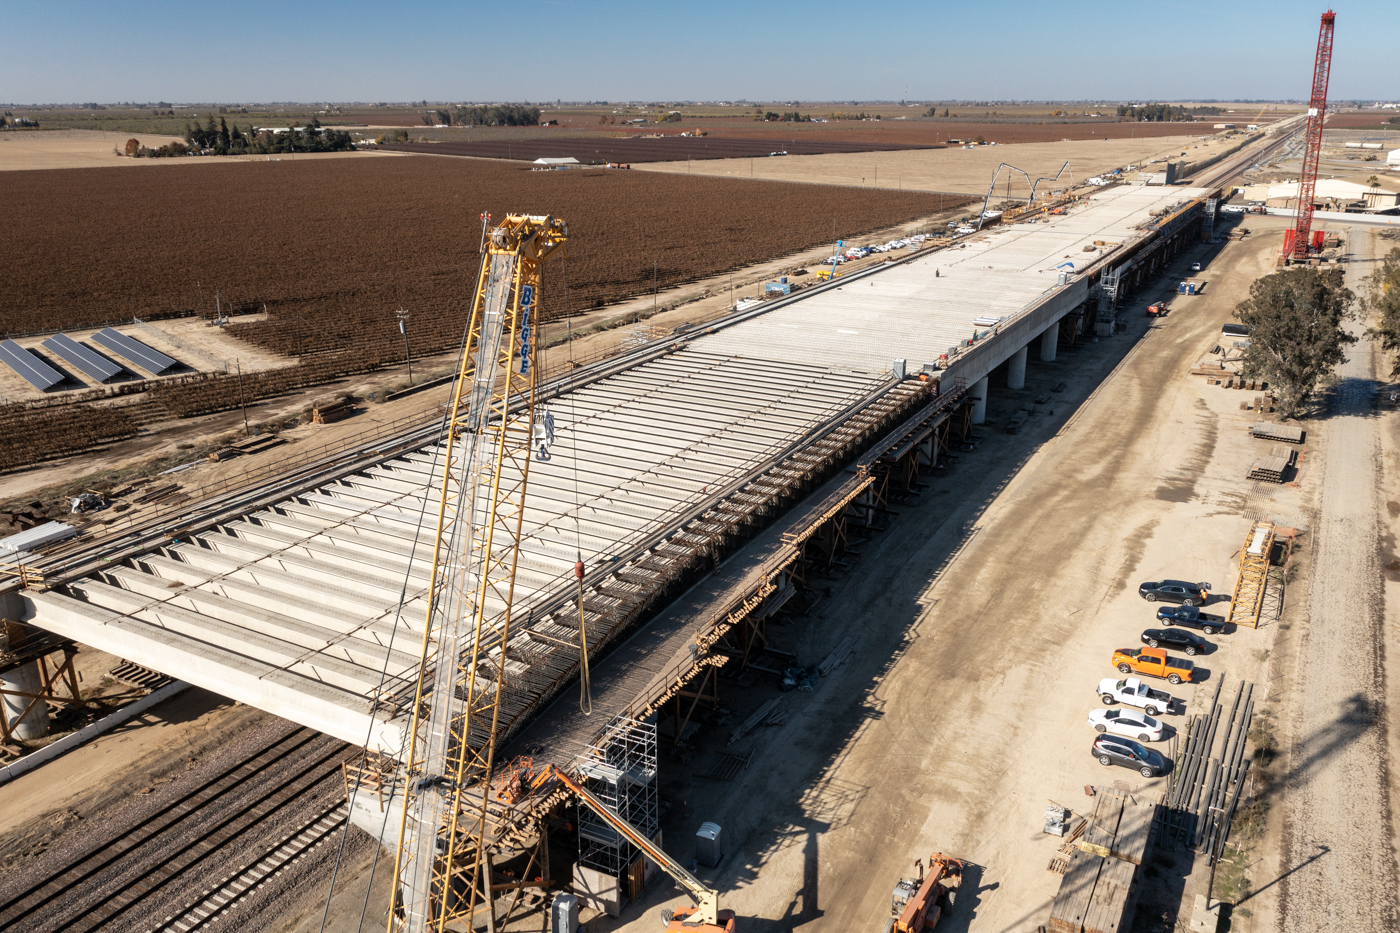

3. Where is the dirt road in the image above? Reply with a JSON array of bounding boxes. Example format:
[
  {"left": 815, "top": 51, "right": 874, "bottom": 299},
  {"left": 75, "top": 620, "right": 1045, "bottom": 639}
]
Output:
[{"left": 1274, "top": 227, "right": 1400, "bottom": 932}]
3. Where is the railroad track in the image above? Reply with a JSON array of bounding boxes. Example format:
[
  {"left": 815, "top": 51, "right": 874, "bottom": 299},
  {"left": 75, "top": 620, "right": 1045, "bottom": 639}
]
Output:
[
  {"left": 0, "top": 726, "right": 354, "bottom": 932},
  {"left": 151, "top": 799, "right": 348, "bottom": 933}
]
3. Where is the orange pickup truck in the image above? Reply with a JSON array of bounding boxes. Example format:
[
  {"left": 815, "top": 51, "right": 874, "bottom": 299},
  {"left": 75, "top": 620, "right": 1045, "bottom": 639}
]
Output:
[{"left": 1112, "top": 646, "right": 1194, "bottom": 685}]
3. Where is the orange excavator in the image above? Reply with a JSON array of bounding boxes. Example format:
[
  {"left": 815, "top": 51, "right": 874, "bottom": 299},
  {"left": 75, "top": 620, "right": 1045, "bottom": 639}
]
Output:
[
  {"left": 884, "top": 853, "right": 964, "bottom": 932},
  {"left": 533, "top": 764, "right": 737, "bottom": 933}
]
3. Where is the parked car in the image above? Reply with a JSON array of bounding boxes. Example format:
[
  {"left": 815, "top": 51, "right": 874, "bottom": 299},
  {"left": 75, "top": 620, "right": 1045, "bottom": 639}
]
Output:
[
  {"left": 1113, "top": 646, "right": 1194, "bottom": 684},
  {"left": 1098, "top": 677, "right": 1175, "bottom": 716},
  {"left": 1091, "top": 735, "right": 1165, "bottom": 778},
  {"left": 1191, "top": 262, "right": 1202, "bottom": 272},
  {"left": 1088, "top": 708, "right": 1165, "bottom": 742},
  {"left": 1141, "top": 628, "right": 1209, "bottom": 655},
  {"left": 1137, "top": 580, "right": 1211, "bottom": 606},
  {"left": 1156, "top": 605, "right": 1225, "bottom": 636}
]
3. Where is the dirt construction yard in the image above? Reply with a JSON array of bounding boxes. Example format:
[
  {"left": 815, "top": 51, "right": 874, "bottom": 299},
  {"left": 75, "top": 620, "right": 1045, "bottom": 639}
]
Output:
[{"left": 578, "top": 220, "right": 1400, "bottom": 933}]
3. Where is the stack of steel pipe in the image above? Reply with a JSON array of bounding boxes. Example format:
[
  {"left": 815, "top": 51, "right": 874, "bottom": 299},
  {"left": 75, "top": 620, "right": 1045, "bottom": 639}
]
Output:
[{"left": 1161, "top": 678, "right": 1255, "bottom": 860}]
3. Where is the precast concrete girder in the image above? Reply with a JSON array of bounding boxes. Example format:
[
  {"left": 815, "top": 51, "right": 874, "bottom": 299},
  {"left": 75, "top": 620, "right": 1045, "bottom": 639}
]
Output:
[{"left": 23, "top": 590, "right": 407, "bottom": 752}]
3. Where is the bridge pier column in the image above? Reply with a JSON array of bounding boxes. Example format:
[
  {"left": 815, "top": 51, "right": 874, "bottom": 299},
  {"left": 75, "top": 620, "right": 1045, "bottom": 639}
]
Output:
[
  {"left": 1006, "top": 346, "right": 1028, "bottom": 390},
  {"left": 969, "top": 377, "right": 988, "bottom": 425},
  {"left": 1040, "top": 322, "right": 1059, "bottom": 362}
]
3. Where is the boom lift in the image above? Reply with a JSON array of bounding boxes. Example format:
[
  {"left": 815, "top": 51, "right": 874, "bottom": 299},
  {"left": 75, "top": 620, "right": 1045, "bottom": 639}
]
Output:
[
  {"left": 884, "top": 853, "right": 963, "bottom": 933},
  {"left": 536, "top": 765, "right": 737, "bottom": 933},
  {"left": 389, "top": 213, "right": 569, "bottom": 933}
]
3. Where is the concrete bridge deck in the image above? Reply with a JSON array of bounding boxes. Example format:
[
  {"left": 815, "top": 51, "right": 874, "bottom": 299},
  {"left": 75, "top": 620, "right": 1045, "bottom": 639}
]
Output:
[{"left": 18, "top": 183, "right": 1211, "bottom": 759}]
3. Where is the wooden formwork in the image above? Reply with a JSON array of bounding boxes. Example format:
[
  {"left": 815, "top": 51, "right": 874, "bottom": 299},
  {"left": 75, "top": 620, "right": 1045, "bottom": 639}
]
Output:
[{"left": 0, "top": 625, "right": 86, "bottom": 749}]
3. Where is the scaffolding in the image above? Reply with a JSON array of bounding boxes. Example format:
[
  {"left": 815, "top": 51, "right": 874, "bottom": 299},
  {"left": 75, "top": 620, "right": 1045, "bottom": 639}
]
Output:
[
  {"left": 1095, "top": 268, "right": 1121, "bottom": 336},
  {"left": 1227, "top": 521, "right": 1275, "bottom": 629},
  {"left": 1203, "top": 198, "right": 1218, "bottom": 241},
  {"left": 576, "top": 715, "right": 659, "bottom": 885}
]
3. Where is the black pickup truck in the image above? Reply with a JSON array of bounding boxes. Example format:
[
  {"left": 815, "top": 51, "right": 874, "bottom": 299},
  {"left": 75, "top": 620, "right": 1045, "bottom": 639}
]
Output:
[{"left": 1155, "top": 605, "right": 1226, "bottom": 636}]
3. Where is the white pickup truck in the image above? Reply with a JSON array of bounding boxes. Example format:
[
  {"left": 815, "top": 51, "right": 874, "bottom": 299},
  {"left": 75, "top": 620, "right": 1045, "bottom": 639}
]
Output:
[{"left": 1098, "top": 677, "right": 1175, "bottom": 716}]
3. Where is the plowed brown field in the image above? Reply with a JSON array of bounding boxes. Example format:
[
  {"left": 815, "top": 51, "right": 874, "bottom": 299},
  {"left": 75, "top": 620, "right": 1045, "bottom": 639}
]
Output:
[
  {"left": 0, "top": 158, "right": 962, "bottom": 361},
  {"left": 390, "top": 119, "right": 1212, "bottom": 165}
]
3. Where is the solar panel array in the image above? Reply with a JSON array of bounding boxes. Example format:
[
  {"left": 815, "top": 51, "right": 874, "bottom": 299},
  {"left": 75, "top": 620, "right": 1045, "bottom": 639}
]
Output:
[
  {"left": 92, "top": 328, "right": 179, "bottom": 376},
  {"left": 0, "top": 339, "right": 64, "bottom": 391},
  {"left": 42, "top": 333, "right": 123, "bottom": 383}
]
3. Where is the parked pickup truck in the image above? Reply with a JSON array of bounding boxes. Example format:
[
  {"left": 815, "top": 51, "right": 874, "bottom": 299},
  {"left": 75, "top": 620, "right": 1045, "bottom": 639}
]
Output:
[
  {"left": 1098, "top": 677, "right": 1175, "bottom": 716},
  {"left": 1112, "top": 646, "right": 1194, "bottom": 684}
]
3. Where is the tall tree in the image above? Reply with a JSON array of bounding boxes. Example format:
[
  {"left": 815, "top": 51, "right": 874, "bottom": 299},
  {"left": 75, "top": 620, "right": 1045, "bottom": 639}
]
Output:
[
  {"left": 1367, "top": 246, "right": 1400, "bottom": 376},
  {"left": 1234, "top": 266, "right": 1357, "bottom": 417}
]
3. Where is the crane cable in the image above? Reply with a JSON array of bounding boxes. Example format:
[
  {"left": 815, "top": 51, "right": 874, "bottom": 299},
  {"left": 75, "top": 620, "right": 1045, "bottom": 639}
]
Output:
[{"left": 564, "top": 257, "right": 592, "bottom": 715}]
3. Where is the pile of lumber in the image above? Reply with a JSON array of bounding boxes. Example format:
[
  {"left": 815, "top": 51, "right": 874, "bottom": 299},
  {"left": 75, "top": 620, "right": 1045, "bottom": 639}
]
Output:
[
  {"left": 1238, "top": 394, "right": 1276, "bottom": 413},
  {"left": 1046, "top": 788, "right": 1156, "bottom": 933},
  {"left": 208, "top": 433, "right": 286, "bottom": 462},
  {"left": 1250, "top": 422, "right": 1304, "bottom": 444},
  {"left": 727, "top": 699, "right": 784, "bottom": 745},
  {"left": 1247, "top": 445, "right": 1295, "bottom": 483},
  {"left": 312, "top": 398, "right": 354, "bottom": 424},
  {"left": 818, "top": 637, "right": 856, "bottom": 676}
]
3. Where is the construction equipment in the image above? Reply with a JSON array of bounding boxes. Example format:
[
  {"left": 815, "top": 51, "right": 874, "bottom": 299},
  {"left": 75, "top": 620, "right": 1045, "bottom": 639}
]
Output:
[
  {"left": 539, "top": 764, "right": 737, "bottom": 932},
  {"left": 1227, "top": 521, "right": 1276, "bottom": 629},
  {"left": 885, "top": 853, "right": 964, "bottom": 932},
  {"left": 1285, "top": 9, "right": 1336, "bottom": 264},
  {"left": 389, "top": 213, "right": 568, "bottom": 933}
]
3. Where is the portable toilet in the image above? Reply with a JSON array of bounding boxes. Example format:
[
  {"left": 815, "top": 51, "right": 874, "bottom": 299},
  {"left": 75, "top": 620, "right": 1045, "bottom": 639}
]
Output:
[
  {"left": 550, "top": 893, "right": 580, "bottom": 933},
  {"left": 695, "top": 822, "right": 723, "bottom": 867},
  {"left": 1178, "top": 282, "right": 1188, "bottom": 295}
]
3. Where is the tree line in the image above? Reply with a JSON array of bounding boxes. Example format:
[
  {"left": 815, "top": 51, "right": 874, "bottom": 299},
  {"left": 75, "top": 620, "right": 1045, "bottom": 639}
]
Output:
[
  {"left": 1116, "top": 103, "right": 1224, "bottom": 122},
  {"left": 125, "top": 115, "right": 354, "bottom": 157},
  {"left": 424, "top": 104, "right": 542, "bottom": 126}
]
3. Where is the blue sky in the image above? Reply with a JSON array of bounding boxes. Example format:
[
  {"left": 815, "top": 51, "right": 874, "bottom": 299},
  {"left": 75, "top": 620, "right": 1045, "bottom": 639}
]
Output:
[{"left": 3, "top": 1, "right": 1396, "bottom": 104}]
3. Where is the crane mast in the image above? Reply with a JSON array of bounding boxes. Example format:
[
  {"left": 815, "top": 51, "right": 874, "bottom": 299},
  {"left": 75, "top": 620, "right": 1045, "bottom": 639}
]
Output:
[
  {"left": 1290, "top": 9, "right": 1335, "bottom": 262},
  {"left": 391, "top": 213, "right": 568, "bottom": 933}
]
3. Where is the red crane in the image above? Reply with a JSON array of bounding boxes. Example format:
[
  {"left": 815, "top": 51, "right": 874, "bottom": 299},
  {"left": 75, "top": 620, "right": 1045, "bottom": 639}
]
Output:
[{"left": 1289, "top": 9, "right": 1336, "bottom": 262}]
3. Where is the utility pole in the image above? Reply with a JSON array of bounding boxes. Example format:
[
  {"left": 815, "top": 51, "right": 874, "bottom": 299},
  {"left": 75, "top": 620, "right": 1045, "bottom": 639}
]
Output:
[
  {"left": 235, "top": 359, "right": 249, "bottom": 435},
  {"left": 652, "top": 261, "right": 658, "bottom": 314},
  {"left": 397, "top": 309, "right": 413, "bottom": 385}
]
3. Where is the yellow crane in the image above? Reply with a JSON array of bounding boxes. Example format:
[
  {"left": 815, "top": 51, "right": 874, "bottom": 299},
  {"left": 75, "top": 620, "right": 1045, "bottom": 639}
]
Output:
[{"left": 389, "top": 213, "right": 568, "bottom": 933}]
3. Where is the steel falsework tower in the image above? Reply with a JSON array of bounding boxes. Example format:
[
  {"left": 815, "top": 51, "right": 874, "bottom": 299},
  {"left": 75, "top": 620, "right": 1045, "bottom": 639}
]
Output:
[{"left": 1291, "top": 9, "right": 1335, "bottom": 261}]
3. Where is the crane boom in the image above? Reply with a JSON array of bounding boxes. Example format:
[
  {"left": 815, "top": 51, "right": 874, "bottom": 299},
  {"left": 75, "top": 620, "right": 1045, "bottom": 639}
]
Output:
[
  {"left": 391, "top": 213, "right": 568, "bottom": 933},
  {"left": 1291, "top": 9, "right": 1335, "bottom": 261}
]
